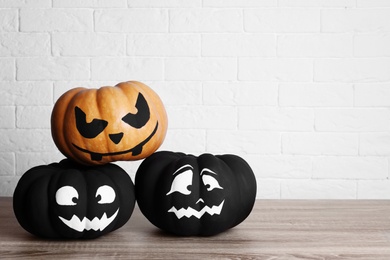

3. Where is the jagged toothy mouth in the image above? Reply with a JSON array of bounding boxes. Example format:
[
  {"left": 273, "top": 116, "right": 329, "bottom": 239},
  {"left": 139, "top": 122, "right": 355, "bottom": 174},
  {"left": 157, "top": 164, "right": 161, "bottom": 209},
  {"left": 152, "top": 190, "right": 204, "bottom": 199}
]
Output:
[
  {"left": 167, "top": 200, "right": 225, "bottom": 219},
  {"left": 72, "top": 122, "right": 158, "bottom": 161},
  {"left": 58, "top": 209, "right": 119, "bottom": 232}
]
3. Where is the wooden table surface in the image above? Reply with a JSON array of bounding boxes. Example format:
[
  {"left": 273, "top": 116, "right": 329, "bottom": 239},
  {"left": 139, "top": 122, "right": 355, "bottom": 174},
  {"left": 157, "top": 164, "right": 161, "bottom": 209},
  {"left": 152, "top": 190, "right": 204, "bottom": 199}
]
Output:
[{"left": 1, "top": 197, "right": 390, "bottom": 259}]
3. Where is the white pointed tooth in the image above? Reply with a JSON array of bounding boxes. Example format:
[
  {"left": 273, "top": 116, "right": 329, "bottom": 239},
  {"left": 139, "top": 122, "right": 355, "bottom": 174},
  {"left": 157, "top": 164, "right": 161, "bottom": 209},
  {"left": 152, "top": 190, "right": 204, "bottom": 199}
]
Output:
[
  {"left": 99, "top": 210, "right": 119, "bottom": 231},
  {"left": 86, "top": 216, "right": 100, "bottom": 231},
  {"left": 59, "top": 215, "right": 84, "bottom": 232}
]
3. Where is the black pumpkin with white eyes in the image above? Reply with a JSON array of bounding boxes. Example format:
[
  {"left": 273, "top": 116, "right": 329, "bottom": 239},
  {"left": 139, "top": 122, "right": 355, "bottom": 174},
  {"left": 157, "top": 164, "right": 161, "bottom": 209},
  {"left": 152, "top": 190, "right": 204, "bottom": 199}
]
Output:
[
  {"left": 13, "top": 159, "right": 135, "bottom": 239},
  {"left": 135, "top": 151, "right": 257, "bottom": 236}
]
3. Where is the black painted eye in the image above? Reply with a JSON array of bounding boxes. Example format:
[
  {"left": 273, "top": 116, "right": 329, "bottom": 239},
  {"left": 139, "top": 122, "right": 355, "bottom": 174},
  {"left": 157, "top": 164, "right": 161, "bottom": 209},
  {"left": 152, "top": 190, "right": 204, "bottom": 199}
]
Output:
[
  {"left": 122, "top": 93, "right": 150, "bottom": 129},
  {"left": 75, "top": 106, "right": 108, "bottom": 138}
]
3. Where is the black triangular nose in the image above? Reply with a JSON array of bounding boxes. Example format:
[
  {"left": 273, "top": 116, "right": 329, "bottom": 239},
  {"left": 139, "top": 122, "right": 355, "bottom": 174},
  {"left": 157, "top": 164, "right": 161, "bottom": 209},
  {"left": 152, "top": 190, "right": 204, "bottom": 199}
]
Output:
[{"left": 109, "top": 132, "right": 124, "bottom": 144}]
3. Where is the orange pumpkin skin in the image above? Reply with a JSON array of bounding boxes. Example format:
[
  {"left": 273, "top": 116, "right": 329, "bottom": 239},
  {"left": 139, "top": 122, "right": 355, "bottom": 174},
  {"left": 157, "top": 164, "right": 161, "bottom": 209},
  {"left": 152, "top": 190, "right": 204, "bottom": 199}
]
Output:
[{"left": 51, "top": 81, "right": 168, "bottom": 165}]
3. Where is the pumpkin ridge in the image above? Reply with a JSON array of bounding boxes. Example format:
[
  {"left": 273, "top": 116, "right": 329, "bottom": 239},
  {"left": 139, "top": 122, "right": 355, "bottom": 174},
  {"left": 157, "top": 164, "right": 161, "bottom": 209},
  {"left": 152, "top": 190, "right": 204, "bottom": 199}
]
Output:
[
  {"left": 28, "top": 170, "right": 59, "bottom": 237},
  {"left": 66, "top": 88, "right": 93, "bottom": 165}
]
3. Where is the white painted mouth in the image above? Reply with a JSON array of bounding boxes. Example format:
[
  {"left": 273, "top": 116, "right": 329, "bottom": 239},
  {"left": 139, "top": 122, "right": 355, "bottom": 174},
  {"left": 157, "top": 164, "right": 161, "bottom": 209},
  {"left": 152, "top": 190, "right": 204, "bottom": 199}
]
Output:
[
  {"left": 58, "top": 208, "right": 119, "bottom": 232},
  {"left": 167, "top": 200, "right": 224, "bottom": 219}
]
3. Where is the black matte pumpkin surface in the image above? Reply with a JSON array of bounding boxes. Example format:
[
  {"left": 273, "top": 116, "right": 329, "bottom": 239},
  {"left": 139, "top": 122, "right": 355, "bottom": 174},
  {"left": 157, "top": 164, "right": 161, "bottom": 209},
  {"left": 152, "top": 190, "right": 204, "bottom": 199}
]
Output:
[
  {"left": 13, "top": 159, "right": 135, "bottom": 239},
  {"left": 135, "top": 151, "right": 257, "bottom": 236}
]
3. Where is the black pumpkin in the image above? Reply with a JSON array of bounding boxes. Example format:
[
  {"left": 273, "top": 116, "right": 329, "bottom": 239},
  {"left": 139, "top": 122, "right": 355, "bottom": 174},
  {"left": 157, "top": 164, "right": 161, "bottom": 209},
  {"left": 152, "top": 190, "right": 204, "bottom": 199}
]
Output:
[
  {"left": 135, "top": 151, "right": 257, "bottom": 236},
  {"left": 13, "top": 159, "right": 135, "bottom": 239}
]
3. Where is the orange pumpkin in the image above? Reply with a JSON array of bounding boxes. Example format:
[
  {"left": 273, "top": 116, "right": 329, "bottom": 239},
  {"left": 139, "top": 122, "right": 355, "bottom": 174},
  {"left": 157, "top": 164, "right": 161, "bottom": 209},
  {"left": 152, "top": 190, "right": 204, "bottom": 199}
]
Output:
[{"left": 51, "top": 81, "right": 168, "bottom": 165}]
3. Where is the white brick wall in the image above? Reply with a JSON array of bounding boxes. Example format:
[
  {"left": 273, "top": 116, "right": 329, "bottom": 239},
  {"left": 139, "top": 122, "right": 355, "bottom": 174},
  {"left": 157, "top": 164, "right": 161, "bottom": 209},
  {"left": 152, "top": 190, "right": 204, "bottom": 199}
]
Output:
[{"left": 1, "top": 0, "right": 390, "bottom": 199}]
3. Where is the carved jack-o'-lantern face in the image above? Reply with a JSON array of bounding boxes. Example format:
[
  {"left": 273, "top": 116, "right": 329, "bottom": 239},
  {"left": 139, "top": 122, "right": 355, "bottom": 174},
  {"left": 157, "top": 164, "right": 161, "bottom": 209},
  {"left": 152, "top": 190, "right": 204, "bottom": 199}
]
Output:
[
  {"left": 135, "top": 152, "right": 257, "bottom": 236},
  {"left": 51, "top": 81, "right": 168, "bottom": 165}
]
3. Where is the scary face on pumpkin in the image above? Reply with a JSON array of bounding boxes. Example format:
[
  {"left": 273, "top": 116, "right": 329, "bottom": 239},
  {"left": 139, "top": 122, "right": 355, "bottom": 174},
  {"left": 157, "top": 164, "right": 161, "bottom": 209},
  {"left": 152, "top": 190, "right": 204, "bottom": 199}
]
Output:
[
  {"left": 135, "top": 152, "right": 257, "bottom": 236},
  {"left": 51, "top": 81, "right": 168, "bottom": 165},
  {"left": 13, "top": 159, "right": 135, "bottom": 239}
]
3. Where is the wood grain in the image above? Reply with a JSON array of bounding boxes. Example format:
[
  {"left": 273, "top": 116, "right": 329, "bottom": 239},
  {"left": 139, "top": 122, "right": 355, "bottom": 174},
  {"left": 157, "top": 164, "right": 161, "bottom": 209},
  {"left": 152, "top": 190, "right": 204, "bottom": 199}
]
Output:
[{"left": 1, "top": 197, "right": 390, "bottom": 259}]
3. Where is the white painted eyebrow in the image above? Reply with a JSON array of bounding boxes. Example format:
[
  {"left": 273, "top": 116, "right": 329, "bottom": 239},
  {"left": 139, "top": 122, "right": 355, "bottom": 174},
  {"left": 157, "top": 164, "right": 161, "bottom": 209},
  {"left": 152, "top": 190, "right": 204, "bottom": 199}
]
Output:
[
  {"left": 200, "top": 168, "right": 217, "bottom": 176},
  {"left": 172, "top": 164, "right": 194, "bottom": 176}
]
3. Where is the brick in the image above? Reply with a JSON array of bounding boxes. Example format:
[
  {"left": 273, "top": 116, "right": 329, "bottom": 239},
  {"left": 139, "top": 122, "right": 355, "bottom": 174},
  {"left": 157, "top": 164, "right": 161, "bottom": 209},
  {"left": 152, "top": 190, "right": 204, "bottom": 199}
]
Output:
[
  {"left": 277, "top": 34, "right": 353, "bottom": 57},
  {"left": 150, "top": 81, "right": 202, "bottom": 105},
  {"left": 17, "top": 57, "right": 90, "bottom": 81},
  {"left": 127, "top": 34, "right": 200, "bottom": 57},
  {"left": 0, "top": 0, "right": 50, "bottom": 7},
  {"left": 20, "top": 9, "right": 93, "bottom": 32},
  {"left": 314, "top": 58, "right": 390, "bottom": 82},
  {"left": 16, "top": 106, "right": 51, "bottom": 129},
  {"left": 206, "top": 130, "right": 281, "bottom": 155},
  {"left": 239, "top": 58, "right": 313, "bottom": 81},
  {"left": 279, "top": 0, "right": 355, "bottom": 7},
  {"left": 53, "top": 0, "right": 126, "bottom": 7},
  {"left": 203, "top": 0, "right": 276, "bottom": 7},
  {"left": 244, "top": 8, "right": 320, "bottom": 33},
  {"left": 315, "top": 108, "right": 390, "bottom": 132},
  {"left": 355, "top": 83, "right": 390, "bottom": 107},
  {"left": 0, "top": 9, "right": 17, "bottom": 32},
  {"left": 166, "top": 105, "right": 237, "bottom": 130},
  {"left": 255, "top": 179, "right": 280, "bottom": 199},
  {"left": 52, "top": 33, "right": 125, "bottom": 56},
  {"left": 281, "top": 179, "right": 357, "bottom": 199},
  {"left": 95, "top": 9, "right": 168, "bottom": 32},
  {"left": 0, "top": 129, "right": 55, "bottom": 152},
  {"left": 359, "top": 133, "right": 390, "bottom": 155},
  {"left": 91, "top": 58, "right": 163, "bottom": 81},
  {"left": 165, "top": 58, "right": 237, "bottom": 81},
  {"left": 170, "top": 9, "right": 242, "bottom": 33},
  {"left": 160, "top": 129, "right": 206, "bottom": 154},
  {"left": 202, "top": 34, "right": 276, "bottom": 57},
  {"left": 282, "top": 133, "right": 358, "bottom": 155},
  {"left": 322, "top": 9, "right": 390, "bottom": 32},
  {"left": 203, "top": 82, "right": 278, "bottom": 106},
  {"left": 357, "top": 0, "right": 390, "bottom": 7},
  {"left": 279, "top": 83, "right": 353, "bottom": 107},
  {"left": 354, "top": 33, "right": 390, "bottom": 57},
  {"left": 0, "top": 33, "right": 50, "bottom": 57},
  {"left": 128, "top": 0, "right": 201, "bottom": 7},
  {"left": 245, "top": 155, "right": 312, "bottom": 179},
  {"left": 313, "top": 156, "right": 388, "bottom": 179},
  {"left": 239, "top": 107, "right": 314, "bottom": 131},
  {"left": 0, "top": 153, "right": 14, "bottom": 176},
  {"left": 0, "top": 106, "right": 15, "bottom": 128},
  {"left": 358, "top": 180, "right": 390, "bottom": 199},
  {"left": 0, "top": 82, "right": 52, "bottom": 105},
  {"left": 0, "top": 58, "right": 15, "bottom": 80}
]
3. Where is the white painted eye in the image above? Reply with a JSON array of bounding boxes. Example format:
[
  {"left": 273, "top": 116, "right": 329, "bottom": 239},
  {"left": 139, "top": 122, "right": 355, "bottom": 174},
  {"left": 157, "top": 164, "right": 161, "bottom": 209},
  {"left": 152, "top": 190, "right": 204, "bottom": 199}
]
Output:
[
  {"left": 202, "top": 175, "right": 223, "bottom": 192},
  {"left": 96, "top": 185, "right": 116, "bottom": 204},
  {"left": 166, "top": 169, "right": 193, "bottom": 196},
  {"left": 56, "top": 186, "right": 79, "bottom": 206}
]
